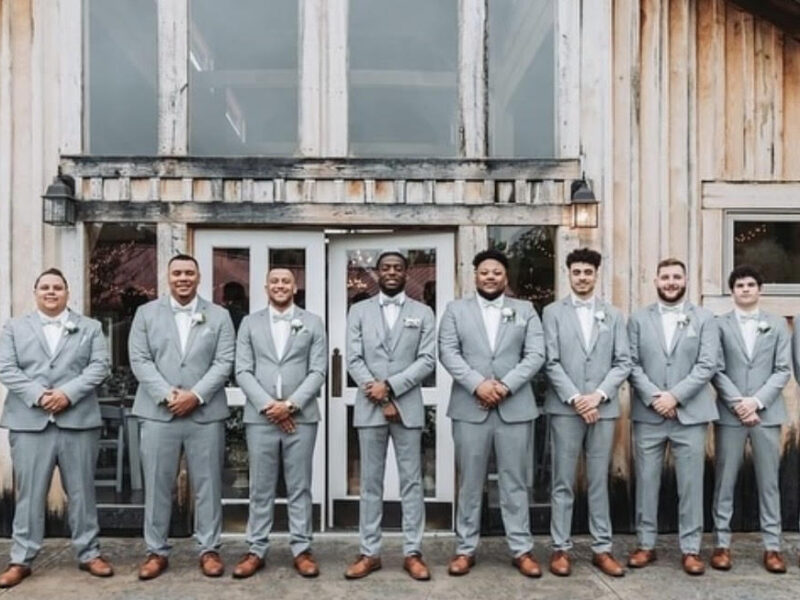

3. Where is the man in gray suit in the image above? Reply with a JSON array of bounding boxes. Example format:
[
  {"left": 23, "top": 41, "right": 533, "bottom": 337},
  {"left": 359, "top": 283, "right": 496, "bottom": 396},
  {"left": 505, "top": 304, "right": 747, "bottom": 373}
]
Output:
[
  {"left": 344, "top": 251, "right": 436, "bottom": 581},
  {"left": 0, "top": 268, "right": 113, "bottom": 588},
  {"left": 232, "top": 267, "right": 326, "bottom": 579},
  {"left": 439, "top": 249, "right": 545, "bottom": 578},
  {"left": 710, "top": 266, "right": 791, "bottom": 573},
  {"left": 627, "top": 258, "right": 719, "bottom": 575},
  {"left": 543, "top": 248, "right": 630, "bottom": 578},
  {"left": 128, "top": 254, "right": 235, "bottom": 580}
]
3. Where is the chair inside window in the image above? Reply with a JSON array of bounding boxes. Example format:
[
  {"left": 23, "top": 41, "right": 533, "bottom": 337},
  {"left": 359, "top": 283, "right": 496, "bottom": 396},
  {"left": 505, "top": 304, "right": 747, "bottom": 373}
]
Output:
[{"left": 96, "top": 404, "right": 126, "bottom": 494}]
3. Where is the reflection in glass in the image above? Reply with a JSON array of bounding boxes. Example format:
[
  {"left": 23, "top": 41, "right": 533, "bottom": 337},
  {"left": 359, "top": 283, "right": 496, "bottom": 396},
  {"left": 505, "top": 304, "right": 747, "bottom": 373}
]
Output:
[
  {"left": 488, "top": 1, "right": 555, "bottom": 157},
  {"left": 349, "top": 0, "right": 458, "bottom": 156},
  {"left": 347, "top": 405, "right": 437, "bottom": 498},
  {"left": 87, "top": 0, "right": 158, "bottom": 154},
  {"left": 269, "top": 248, "right": 306, "bottom": 309},
  {"left": 733, "top": 221, "right": 800, "bottom": 284},
  {"left": 212, "top": 248, "right": 250, "bottom": 333},
  {"left": 189, "top": 0, "right": 298, "bottom": 155}
]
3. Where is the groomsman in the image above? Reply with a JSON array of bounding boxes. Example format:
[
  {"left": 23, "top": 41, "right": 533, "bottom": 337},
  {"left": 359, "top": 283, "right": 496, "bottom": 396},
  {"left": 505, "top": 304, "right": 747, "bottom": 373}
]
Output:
[
  {"left": 233, "top": 267, "right": 326, "bottom": 579},
  {"left": 711, "top": 266, "right": 790, "bottom": 573},
  {"left": 344, "top": 251, "right": 436, "bottom": 581},
  {"left": 439, "top": 249, "right": 545, "bottom": 577},
  {"left": 627, "top": 258, "right": 719, "bottom": 575},
  {"left": 0, "top": 269, "right": 113, "bottom": 588},
  {"left": 128, "top": 254, "right": 234, "bottom": 580},
  {"left": 542, "top": 248, "right": 630, "bottom": 578}
]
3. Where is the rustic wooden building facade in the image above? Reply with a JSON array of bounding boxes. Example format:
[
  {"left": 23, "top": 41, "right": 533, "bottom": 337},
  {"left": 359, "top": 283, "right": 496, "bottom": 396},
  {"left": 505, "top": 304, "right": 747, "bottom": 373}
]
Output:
[{"left": 0, "top": 0, "right": 798, "bottom": 537}]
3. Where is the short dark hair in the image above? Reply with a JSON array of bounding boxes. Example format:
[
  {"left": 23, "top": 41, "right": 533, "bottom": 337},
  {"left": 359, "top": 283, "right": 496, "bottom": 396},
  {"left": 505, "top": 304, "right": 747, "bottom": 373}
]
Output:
[
  {"left": 34, "top": 268, "right": 68, "bottom": 289},
  {"left": 728, "top": 265, "right": 763, "bottom": 290},
  {"left": 656, "top": 257, "right": 686, "bottom": 274},
  {"left": 376, "top": 251, "right": 408, "bottom": 269},
  {"left": 168, "top": 253, "right": 199, "bottom": 269},
  {"left": 566, "top": 247, "right": 602, "bottom": 269},
  {"left": 472, "top": 249, "right": 509, "bottom": 271}
]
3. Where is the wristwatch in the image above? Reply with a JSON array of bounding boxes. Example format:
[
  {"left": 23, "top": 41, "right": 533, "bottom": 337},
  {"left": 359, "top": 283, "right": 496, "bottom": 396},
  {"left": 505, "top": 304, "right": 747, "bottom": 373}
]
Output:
[{"left": 286, "top": 401, "right": 299, "bottom": 414}]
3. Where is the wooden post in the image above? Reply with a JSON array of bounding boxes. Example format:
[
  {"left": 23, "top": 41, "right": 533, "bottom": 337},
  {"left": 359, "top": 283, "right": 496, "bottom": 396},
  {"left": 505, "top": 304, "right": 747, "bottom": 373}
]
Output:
[
  {"left": 158, "top": 0, "right": 188, "bottom": 155},
  {"left": 459, "top": 0, "right": 487, "bottom": 158}
]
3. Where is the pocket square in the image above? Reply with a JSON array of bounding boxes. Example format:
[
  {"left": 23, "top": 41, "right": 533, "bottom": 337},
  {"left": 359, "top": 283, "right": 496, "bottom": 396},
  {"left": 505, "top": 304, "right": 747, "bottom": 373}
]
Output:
[{"left": 403, "top": 317, "right": 421, "bottom": 328}]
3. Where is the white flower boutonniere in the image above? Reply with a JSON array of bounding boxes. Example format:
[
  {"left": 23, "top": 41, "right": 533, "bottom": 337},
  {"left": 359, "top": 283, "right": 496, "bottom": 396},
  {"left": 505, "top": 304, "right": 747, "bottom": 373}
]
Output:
[
  {"left": 290, "top": 318, "right": 304, "bottom": 334},
  {"left": 676, "top": 313, "right": 690, "bottom": 328},
  {"left": 594, "top": 310, "right": 606, "bottom": 323},
  {"left": 757, "top": 320, "right": 771, "bottom": 334},
  {"left": 501, "top": 307, "right": 516, "bottom": 323},
  {"left": 403, "top": 317, "right": 421, "bottom": 328},
  {"left": 190, "top": 312, "right": 205, "bottom": 327},
  {"left": 63, "top": 320, "right": 78, "bottom": 334}
]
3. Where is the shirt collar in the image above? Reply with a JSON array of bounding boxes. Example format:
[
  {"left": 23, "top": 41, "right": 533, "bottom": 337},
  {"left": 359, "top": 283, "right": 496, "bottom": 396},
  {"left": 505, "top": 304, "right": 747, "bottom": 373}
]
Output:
[
  {"left": 37, "top": 309, "right": 68, "bottom": 324},
  {"left": 378, "top": 291, "right": 406, "bottom": 306},
  {"left": 269, "top": 304, "right": 295, "bottom": 318},
  {"left": 734, "top": 307, "right": 759, "bottom": 319},
  {"left": 477, "top": 293, "right": 505, "bottom": 309},
  {"left": 571, "top": 294, "right": 595, "bottom": 308},
  {"left": 169, "top": 296, "right": 198, "bottom": 313},
  {"left": 658, "top": 301, "right": 685, "bottom": 314}
]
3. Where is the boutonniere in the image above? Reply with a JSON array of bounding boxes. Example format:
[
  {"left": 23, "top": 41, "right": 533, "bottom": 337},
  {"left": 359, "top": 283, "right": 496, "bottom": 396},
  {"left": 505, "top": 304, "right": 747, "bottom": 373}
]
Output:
[
  {"left": 501, "top": 307, "right": 515, "bottom": 322},
  {"left": 290, "top": 318, "right": 304, "bottom": 334},
  {"left": 676, "top": 313, "right": 690, "bottom": 328},
  {"left": 190, "top": 312, "right": 205, "bottom": 326},
  {"left": 594, "top": 310, "right": 606, "bottom": 323},
  {"left": 63, "top": 320, "right": 78, "bottom": 334},
  {"left": 403, "top": 317, "right": 421, "bottom": 328},
  {"left": 757, "top": 320, "right": 771, "bottom": 334}
]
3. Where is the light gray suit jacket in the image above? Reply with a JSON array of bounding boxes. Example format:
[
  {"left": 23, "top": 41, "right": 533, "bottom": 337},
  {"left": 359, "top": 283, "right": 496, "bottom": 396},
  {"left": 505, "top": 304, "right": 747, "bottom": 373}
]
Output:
[
  {"left": 793, "top": 313, "right": 800, "bottom": 386},
  {"left": 129, "top": 296, "right": 234, "bottom": 423},
  {"left": 0, "top": 310, "right": 109, "bottom": 431},
  {"left": 439, "top": 295, "right": 545, "bottom": 424},
  {"left": 235, "top": 307, "right": 326, "bottom": 425},
  {"left": 713, "top": 311, "right": 791, "bottom": 426},
  {"left": 347, "top": 296, "right": 436, "bottom": 428},
  {"left": 543, "top": 297, "right": 631, "bottom": 419},
  {"left": 628, "top": 302, "right": 719, "bottom": 425}
]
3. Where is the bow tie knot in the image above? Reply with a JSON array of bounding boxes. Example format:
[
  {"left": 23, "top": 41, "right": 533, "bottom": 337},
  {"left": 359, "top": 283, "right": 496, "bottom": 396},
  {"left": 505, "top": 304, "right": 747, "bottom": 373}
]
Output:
[
  {"left": 272, "top": 313, "right": 293, "bottom": 323},
  {"left": 573, "top": 299, "right": 593, "bottom": 309},
  {"left": 380, "top": 296, "right": 402, "bottom": 307}
]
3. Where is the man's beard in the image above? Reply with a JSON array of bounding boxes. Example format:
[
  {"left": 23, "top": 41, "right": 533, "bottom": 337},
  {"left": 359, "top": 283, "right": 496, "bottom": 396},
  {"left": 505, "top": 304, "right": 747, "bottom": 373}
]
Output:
[
  {"left": 476, "top": 287, "right": 505, "bottom": 301},
  {"left": 657, "top": 285, "right": 686, "bottom": 304}
]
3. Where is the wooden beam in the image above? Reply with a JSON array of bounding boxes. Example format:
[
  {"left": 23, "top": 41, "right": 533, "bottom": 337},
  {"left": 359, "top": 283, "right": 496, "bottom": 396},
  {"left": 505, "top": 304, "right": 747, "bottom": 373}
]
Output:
[
  {"left": 59, "top": 156, "right": 581, "bottom": 181},
  {"left": 702, "top": 180, "right": 800, "bottom": 207},
  {"left": 75, "top": 201, "right": 568, "bottom": 227}
]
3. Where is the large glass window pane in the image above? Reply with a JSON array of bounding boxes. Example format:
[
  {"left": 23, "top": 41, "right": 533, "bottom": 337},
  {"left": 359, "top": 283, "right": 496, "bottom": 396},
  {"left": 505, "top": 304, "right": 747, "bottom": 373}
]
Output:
[
  {"left": 733, "top": 220, "right": 800, "bottom": 285},
  {"left": 212, "top": 248, "right": 250, "bottom": 334},
  {"left": 349, "top": 0, "right": 458, "bottom": 157},
  {"left": 87, "top": 0, "right": 158, "bottom": 154},
  {"left": 189, "top": 0, "right": 298, "bottom": 155},
  {"left": 488, "top": 1, "right": 555, "bottom": 157}
]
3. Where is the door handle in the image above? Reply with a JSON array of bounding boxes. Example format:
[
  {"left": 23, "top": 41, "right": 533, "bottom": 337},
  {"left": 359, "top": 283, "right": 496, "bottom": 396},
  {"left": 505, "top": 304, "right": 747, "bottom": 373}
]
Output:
[{"left": 331, "top": 348, "right": 342, "bottom": 397}]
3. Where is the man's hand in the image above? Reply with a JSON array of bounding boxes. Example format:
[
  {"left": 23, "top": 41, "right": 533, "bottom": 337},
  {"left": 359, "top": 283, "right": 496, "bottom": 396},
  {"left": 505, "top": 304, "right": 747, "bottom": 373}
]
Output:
[
  {"left": 740, "top": 412, "right": 761, "bottom": 427},
  {"left": 574, "top": 392, "right": 603, "bottom": 416},
  {"left": 734, "top": 397, "right": 760, "bottom": 420},
  {"left": 40, "top": 389, "right": 70, "bottom": 414},
  {"left": 276, "top": 415, "right": 297, "bottom": 434},
  {"left": 382, "top": 401, "right": 401, "bottom": 423},
  {"left": 652, "top": 391, "right": 678, "bottom": 419},
  {"left": 365, "top": 381, "right": 390, "bottom": 404},
  {"left": 168, "top": 388, "right": 200, "bottom": 417},
  {"left": 580, "top": 407, "right": 600, "bottom": 424},
  {"left": 265, "top": 401, "right": 292, "bottom": 423},
  {"left": 475, "top": 380, "right": 503, "bottom": 409}
]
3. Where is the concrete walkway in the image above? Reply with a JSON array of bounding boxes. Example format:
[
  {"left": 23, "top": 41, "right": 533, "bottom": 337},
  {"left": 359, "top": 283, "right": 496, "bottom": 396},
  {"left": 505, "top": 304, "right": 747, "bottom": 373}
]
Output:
[{"left": 0, "top": 533, "right": 796, "bottom": 599}]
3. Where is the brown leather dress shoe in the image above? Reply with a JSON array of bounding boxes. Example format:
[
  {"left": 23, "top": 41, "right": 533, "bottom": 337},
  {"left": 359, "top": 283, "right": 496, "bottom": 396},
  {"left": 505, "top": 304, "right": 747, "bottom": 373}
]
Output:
[
  {"left": 764, "top": 551, "right": 786, "bottom": 574},
  {"left": 79, "top": 556, "right": 114, "bottom": 577},
  {"left": 344, "top": 555, "right": 381, "bottom": 579},
  {"left": 627, "top": 548, "right": 656, "bottom": 568},
  {"left": 513, "top": 553, "right": 542, "bottom": 578},
  {"left": 138, "top": 554, "right": 168, "bottom": 581},
  {"left": 592, "top": 552, "right": 625, "bottom": 577},
  {"left": 294, "top": 552, "right": 319, "bottom": 578},
  {"left": 447, "top": 554, "right": 475, "bottom": 576},
  {"left": 549, "top": 550, "right": 571, "bottom": 576},
  {"left": 0, "top": 564, "right": 31, "bottom": 588},
  {"left": 709, "top": 547, "right": 731, "bottom": 571},
  {"left": 682, "top": 553, "right": 705, "bottom": 575},
  {"left": 403, "top": 554, "right": 431, "bottom": 581},
  {"left": 232, "top": 553, "right": 265, "bottom": 579},
  {"left": 200, "top": 551, "right": 225, "bottom": 577}
]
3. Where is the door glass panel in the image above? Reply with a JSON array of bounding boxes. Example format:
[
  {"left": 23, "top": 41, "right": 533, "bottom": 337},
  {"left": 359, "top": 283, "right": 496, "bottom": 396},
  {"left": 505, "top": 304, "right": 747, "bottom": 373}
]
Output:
[
  {"left": 268, "top": 248, "right": 306, "bottom": 308},
  {"left": 212, "top": 248, "right": 250, "bottom": 334}
]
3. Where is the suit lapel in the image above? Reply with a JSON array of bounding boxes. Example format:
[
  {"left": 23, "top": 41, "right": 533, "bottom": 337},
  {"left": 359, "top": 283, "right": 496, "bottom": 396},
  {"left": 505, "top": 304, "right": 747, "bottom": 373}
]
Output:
[
  {"left": 160, "top": 297, "right": 184, "bottom": 356},
  {"left": 586, "top": 300, "right": 603, "bottom": 354},
  {"left": 369, "top": 297, "right": 391, "bottom": 353},
  {"left": 50, "top": 310, "right": 77, "bottom": 361},
  {"left": 563, "top": 298, "right": 588, "bottom": 354},
  {"left": 388, "top": 300, "right": 411, "bottom": 353},
  {"left": 468, "top": 296, "right": 493, "bottom": 351},
  {"left": 182, "top": 297, "right": 208, "bottom": 358},
  {"left": 493, "top": 297, "right": 514, "bottom": 352},
  {"left": 28, "top": 313, "right": 53, "bottom": 357},
  {"left": 750, "top": 314, "right": 769, "bottom": 361},
  {"left": 669, "top": 303, "right": 692, "bottom": 355},
  {"left": 280, "top": 307, "right": 303, "bottom": 362},
  {"left": 726, "top": 311, "right": 749, "bottom": 361},
  {"left": 259, "top": 309, "right": 279, "bottom": 362},
  {"left": 647, "top": 304, "right": 670, "bottom": 355}
]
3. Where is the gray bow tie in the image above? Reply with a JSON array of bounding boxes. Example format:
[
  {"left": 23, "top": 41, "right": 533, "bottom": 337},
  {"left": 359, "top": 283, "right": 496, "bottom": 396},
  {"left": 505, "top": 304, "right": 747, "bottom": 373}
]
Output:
[
  {"left": 41, "top": 318, "right": 62, "bottom": 326},
  {"left": 380, "top": 296, "right": 402, "bottom": 307},
  {"left": 479, "top": 298, "right": 503, "bottom": 310},
  {"left": 272, "top": 313, "right": 293, "bottom": 323},
  {"left": 661, "top": 305, "right": 682, "bottom": 314},
  {"left": 739, "top": 313, "right": 759, "bottom": 322},
  {"left": 172, "top": 305, "right": 193, "bottom": 314},
  {"left": 573, "top": 300, "right": 592, "bottom": 309}
]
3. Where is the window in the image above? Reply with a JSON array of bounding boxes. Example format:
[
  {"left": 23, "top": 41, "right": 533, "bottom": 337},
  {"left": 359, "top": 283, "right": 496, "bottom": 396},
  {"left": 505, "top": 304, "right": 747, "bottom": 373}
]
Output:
[
  {"left": 488, "top": 0, "right": 555, "bottom": 158},
  {"left": 86, "top": 0, "right": 158, "bottom": 154},
  {"left": 349, "top": 0, "right": 458, "bottom": 157},
  {"left": 726, "top": 213, "right": 800, "bottom": 294},
  {"left": 188, "top": 0, "right": 298, "bottom": 155}
]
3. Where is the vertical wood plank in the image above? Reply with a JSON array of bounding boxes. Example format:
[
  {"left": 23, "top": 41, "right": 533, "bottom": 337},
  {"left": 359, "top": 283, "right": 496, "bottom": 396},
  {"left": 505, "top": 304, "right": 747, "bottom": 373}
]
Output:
[
  {"left": 754, "top": 19, "right": 777, "bottom": 179},
  {"left": 556, "top": 0, "right": 580, "bottom": 158},
  {"left": 701, "top": 208, "right": 723, "bottom": 297},
  {"left": 157, "top": 223, "right": 188, "bottom": 296},
  {"left": 772, "top": 30, "right": 784, "bottom": 180},
  {"left": 668, "top": 0, "right": 690, "bottom": 264},
  {"left": 157, "top": 0, "right": 188, "bottom": 155},
  {"left": 456, "top": 225, "right": 486, "bottom": 296},
  {"left": 741, "top": 10, "right": 756, "bottom": 179},
  {"left": 0, "top": 0, "right": 14, "bottom": 331},
  {"left": 325, "top": 0, "right": 348, "bottom": 156},
  {"left": 696, "top": 0, "right": 726, "bottom": 181},
  {"left": 58, "top": 0, "right": 82, "bottom": 154},
  {"left": 724, "top": 6, "right": 746, "bottom": 178},
  {"left": 783, "top": 37, "right": 800, "bottom": 178},
  {"left": 299, "top": 0, "right": 322, "bottom": 155},
  {"left": 458, "top": 0, "right": 487, "bottom": 157}
]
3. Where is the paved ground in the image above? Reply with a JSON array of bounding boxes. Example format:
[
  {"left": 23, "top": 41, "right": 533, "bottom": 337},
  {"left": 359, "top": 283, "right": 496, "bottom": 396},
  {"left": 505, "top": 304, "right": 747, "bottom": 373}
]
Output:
[{"left": 0, "top": 533, "right": 796, "bottom": 599}]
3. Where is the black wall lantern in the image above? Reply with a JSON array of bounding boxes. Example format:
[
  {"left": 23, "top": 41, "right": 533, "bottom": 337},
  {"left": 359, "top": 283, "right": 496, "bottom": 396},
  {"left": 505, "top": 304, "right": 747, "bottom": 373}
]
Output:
[
  {"left": 42, "top": 174, "right": 77, "bottom": 226},
  {"left": 569, "top": 178, "right": 599, "bottom": 228}
]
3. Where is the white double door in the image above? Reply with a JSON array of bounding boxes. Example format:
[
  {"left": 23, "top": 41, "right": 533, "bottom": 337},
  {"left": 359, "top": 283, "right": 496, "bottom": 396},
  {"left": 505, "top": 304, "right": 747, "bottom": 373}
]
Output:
[{"left": 195, "top": 229, "right": 455, "bottom": 529}]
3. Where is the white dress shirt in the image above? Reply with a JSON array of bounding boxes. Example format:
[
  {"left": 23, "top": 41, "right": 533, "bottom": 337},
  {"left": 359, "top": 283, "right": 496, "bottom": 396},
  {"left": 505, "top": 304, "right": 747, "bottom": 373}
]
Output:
[
  {"left": 379, "top": 291, "right": 405, "bottom": 331},
  {"left": 269, "top": 304, "right": 295, "bottom": 399},
  {"left": 38, "top": 309, "right": 68, "bottom": 355},
  {"left": 659, "top": 301, "right": 685, "bottom": 351},
  {"left": 170, "top": 295, "right": 198, "bottom": 355},
  {"left": 571, "top": 294, "right": 595, "bottom": 349},
  {"left": 477, "top": 294, "right": 504, "bottom": 352}
]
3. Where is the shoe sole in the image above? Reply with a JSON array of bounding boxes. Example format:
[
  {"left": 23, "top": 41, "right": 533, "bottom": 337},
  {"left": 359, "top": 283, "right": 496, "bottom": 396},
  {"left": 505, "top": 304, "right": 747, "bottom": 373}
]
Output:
[{"left": 344, "top": 565, "right": 381, "bottom": 580}]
